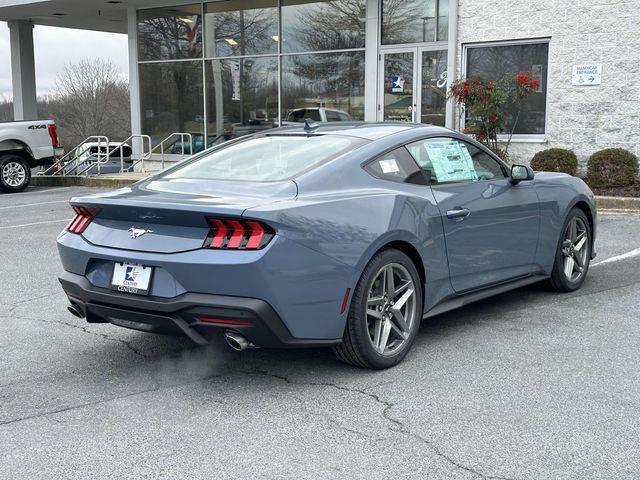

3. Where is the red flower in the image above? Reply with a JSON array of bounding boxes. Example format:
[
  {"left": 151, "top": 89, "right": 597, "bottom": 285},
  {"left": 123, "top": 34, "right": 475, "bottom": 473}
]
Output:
[
  {"left": 516, "top": 73, "right": 529, "bottom": 85},
  {"left": 531, "top": 78, "right": 540, "bottom": 91},
  {"left": 488, "top": 113, "right": 498, "bottom": 122}
]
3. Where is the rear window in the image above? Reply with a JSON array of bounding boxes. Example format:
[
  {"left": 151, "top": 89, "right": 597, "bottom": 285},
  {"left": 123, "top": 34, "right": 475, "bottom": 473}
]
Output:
[{"left": 164, "top": 135, "right": 366, "bottom": 182}]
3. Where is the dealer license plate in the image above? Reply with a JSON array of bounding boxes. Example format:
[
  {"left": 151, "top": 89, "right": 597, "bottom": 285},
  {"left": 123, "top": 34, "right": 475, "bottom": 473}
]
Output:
[{"left": 111, "top": 262, "right": 153, "bottom": 295}]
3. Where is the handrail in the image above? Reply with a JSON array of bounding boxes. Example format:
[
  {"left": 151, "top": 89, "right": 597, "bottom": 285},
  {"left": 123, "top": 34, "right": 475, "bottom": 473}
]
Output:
[
  {"left": 75, "top": 134, "right": 152, "bottom": 176},
  {"left": 39, "top": 136, "right": 109, "bottom": 176},
  {"left": 39, "top": 131, "right": 195, "bottom": 176},
  {"left": 151, "top": 132, "right": 193, "bottom": 170}
]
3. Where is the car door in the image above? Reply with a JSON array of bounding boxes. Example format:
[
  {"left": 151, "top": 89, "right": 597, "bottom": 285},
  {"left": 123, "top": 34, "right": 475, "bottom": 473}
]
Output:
[{"left": 406, "top": 136, "right": 540, "bottom": 293}]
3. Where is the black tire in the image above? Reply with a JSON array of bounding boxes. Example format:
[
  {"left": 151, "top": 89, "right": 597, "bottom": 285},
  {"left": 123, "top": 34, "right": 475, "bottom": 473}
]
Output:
[
  {"left": 333, "top": 248, "right": 423, "bottom": 369},
  {"left": 547, "top": 208, "right": 592, "bottom": 292},
  {"left": 0, "top": 154, "right": 31, "bottom": 193}
]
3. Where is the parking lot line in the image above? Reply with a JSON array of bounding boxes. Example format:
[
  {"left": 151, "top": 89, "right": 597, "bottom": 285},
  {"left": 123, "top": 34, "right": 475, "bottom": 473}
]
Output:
[
  {"left": 593, "top": 247, "right": 640, "bottom": 267},
  {"left": 0, "top": 200, "right": 70, "bottom": 210},
  {"left": 0, "top": 219, "right": 69, "bottom": 229}
]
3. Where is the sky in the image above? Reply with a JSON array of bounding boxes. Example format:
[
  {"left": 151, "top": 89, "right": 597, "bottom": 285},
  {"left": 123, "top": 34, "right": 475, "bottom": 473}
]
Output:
[{"left": 0, "top": 22, "right": 128, "bottom": 99}]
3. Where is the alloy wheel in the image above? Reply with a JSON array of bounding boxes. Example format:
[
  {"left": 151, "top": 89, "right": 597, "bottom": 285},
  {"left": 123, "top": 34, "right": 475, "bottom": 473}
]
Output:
[
  {"left": 561, "top": 216, "right": 589, "bottom": 282},
  {"left": 2, "top": 161, "right": 26, "bottom": 188},
  {"left": 366, "top": 263, "right": 417, "bottom": 356}
]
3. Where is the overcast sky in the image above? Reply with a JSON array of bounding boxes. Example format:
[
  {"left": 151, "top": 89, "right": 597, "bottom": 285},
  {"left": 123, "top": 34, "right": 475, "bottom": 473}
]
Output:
[{"left": 0, "top": 22, "right": 128, "bottom": 99}]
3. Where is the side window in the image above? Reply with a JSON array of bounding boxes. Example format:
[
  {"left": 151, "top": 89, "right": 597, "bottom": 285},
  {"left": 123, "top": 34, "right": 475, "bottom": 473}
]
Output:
[
  {"left": 406, "top": 137, "right": 506, "bottom": 185},
  {"left": 325, "top": 110, "right": 341, "bottom": 122},
  {"left": 364, "top": 147, "right": 427, "bottom": 185},
  {"left": 338, "top": 112, "right": 351, "bottom": 121}
]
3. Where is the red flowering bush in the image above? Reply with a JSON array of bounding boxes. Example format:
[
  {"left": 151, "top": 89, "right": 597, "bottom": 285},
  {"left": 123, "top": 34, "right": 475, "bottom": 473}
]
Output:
[{"left": 450, "top": 71, "right": 540, "bottom": 159}]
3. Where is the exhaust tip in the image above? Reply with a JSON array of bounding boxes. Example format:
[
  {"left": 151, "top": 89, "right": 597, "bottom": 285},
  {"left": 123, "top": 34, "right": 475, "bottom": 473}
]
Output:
[
  {"left": 67, "top": 303, "right": 84, "bottom": 319},
  {"left": 224, "top": 330, "right": 250, "bottom": 352}
]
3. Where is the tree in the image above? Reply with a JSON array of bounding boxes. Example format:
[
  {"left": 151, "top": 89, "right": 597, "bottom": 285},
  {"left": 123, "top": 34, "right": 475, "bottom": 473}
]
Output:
[{"left": 43, "top": 59, "right": 131, "bottom": 149}]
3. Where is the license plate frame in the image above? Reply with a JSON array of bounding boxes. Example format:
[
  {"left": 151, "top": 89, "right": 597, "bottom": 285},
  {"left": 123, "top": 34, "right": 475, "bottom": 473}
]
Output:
[{"left": 110, "top": 262, "right": 153, "bottom": 296}]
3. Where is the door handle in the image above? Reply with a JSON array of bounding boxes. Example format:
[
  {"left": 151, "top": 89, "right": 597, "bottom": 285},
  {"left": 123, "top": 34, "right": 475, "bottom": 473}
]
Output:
[{"left": 446, "top": 208, "right": 470, "bottom": 220}]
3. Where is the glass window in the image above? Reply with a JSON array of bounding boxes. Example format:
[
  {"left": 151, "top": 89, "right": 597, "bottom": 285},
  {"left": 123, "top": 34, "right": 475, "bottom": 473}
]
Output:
[
  {"left": 139, "top": 62, "right": 204, "bottom": 145},
  {"left": 281, "top": 0, "right": 366, "bottom": 53},
  {"left": 165, "top": 135, "right": 367, "bottom": 181},
  {"left": 406, "top": 137, "right": 506, "bottom": 185},
  {"left": 138, "top": 5, "right": 202, "bottom": 61},
  {"left": 281, "top": 51, "right": 365, "bottom": 121},
  {"left": 466, "top": 42, "right": 549, "bottom": 135},
  {"left": 421, "top": 50, "right": 447, "bottom": 126},
  {"left": 205, "top": 57, "right": 278, "bottom": 140},
  {"left": 204, "top": 1, "right": 278, "bottom": 58},
  {"left": 364, "top": 147, "right": 427, "bottom": 185},
  {"left": 382, "top": 0, "right": 448, "bottom": 45}
]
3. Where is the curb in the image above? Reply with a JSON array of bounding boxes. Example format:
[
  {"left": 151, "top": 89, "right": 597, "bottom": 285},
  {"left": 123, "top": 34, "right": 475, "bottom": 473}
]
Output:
[
  {"left": 595, "top": 195, "right": 640, "bottom": 214},
  {"left": 31, "top": 175, "right": 143, "bottom": 188}
]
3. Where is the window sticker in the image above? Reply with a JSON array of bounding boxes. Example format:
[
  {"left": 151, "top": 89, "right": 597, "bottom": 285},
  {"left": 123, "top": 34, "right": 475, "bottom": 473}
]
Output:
[
  {"left": 423, "top": 140, "right": 478, "bottom": 183},
  {"left": 379, "top": 158, "right": 400, "bottom": 174}
]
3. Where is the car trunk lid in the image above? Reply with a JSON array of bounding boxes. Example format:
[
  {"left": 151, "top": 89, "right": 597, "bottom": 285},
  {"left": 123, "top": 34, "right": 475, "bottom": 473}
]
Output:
[{"left": 73, "top": 178, "right": 297, "bottom": 254}]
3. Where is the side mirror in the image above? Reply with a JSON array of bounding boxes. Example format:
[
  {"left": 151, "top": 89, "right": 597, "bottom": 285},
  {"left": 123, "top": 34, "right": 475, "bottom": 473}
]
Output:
[{"left": 510, "top": 164, "right": 535, "bottom": 184}]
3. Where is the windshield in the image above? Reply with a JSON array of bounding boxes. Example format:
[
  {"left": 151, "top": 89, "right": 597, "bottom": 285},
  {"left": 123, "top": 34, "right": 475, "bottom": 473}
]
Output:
[{"left": 164, "top": 135, "right": 366, "bottom": 182}]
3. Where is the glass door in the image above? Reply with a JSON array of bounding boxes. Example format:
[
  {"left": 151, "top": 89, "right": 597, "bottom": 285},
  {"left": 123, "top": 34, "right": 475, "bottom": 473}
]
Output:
[
  {"left": 379, "top": 47, "right": 448, "bottom": 125},
  {"left": 380, "top": 50, "right": 417, "bottom": 122}
]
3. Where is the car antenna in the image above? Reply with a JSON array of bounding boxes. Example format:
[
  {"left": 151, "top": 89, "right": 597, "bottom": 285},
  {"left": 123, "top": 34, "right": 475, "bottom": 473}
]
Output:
[{"left": 303, "top": 118, "right": 320, "bottom": 136}]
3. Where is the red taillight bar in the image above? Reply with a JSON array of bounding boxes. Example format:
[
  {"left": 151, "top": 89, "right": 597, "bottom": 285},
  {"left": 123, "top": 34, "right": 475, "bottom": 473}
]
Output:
[
  {"left": 204, "top": 217, "right": 274, "bottom": 250},
  {"left": 48, "top": 123, "right": 59, "bottom": 148},
  {"left": 66, "top": 206, "right": 99, "bottom": 234}
]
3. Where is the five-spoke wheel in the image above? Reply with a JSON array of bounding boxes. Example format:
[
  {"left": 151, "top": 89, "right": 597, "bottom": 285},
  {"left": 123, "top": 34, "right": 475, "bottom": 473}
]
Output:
[
  {"left": 549, "top": 208, "right": 592, "bottom": 292},
  {"left": 333, "top": 249, "right": 422, "bottom": 369}
]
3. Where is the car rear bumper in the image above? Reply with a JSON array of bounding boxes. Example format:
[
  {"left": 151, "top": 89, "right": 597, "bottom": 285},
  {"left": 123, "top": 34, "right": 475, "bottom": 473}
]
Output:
[{"left": 59, "top": 271, "right": 342, "bottom": 348}]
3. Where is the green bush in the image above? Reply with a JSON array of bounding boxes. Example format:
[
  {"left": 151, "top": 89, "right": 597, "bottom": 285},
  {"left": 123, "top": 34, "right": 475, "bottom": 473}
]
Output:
[
  {"left": 587, "top": 148, "right": 639, "bottom": 188},
  {"left": 530, "top": 148, "right": 578, "bottom": 176}
]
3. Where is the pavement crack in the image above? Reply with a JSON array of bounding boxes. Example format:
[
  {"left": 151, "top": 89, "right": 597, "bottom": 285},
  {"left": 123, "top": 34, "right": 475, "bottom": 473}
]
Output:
[
  {"left": 244, "top": 367, "right": 517, "bottom": 480},
  {"left": 0, "top": 373, "right": 224, "bottom": 429},
  {"left": 5, "top": 291, "right": 60, "bottom": 315},
  {"left": 13, "top": 314, "right": 151, "bottom": 359}
]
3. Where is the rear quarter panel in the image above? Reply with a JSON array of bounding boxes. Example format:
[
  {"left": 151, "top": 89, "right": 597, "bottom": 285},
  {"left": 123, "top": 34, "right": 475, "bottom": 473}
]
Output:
[{"left": 245, "top": 151, "right": 452, "bottom": 313}]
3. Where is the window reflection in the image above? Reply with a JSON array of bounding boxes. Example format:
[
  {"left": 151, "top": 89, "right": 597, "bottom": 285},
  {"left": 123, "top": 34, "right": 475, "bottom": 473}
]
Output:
[
  {"left": 281, "top": 0, "right": 366, "bottom": 53},
  {"left": 138, "top": 5, "right": 202, "bottom": 60},
  {"left": 140, "top": 62, "right": 204, "bottom": 145},
  {"left": 421, "top": 50, "right": 447, "bottom": 126},
  {"left": 466, "top": 43, "right": 548, "bottom": 134},
  {"left": 204, "top": 1, "right": 278, "bottom": 57},
  {"left": 206, "top": 57, "right": 278, "bottom": 139},
  {"left": 281, "top": 52, "right": 365, "bottom": 121},
  {"left": 381, "top": 0, "right": 448, "bottom": 44}
]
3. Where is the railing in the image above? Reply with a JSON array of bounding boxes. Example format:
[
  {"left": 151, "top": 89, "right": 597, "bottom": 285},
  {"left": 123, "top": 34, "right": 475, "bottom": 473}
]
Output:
[
  {"left": 153, "top": 132, "right": 193, "bottom": 170},
  {"left": 38, "top": 132, "right": 194, "bottom": 176},
  {"left": 40, "top": 136, "right": 110, "bottom": 176},
  {"left": 74, "top": 134, "right": 152, "bottom": 176}
]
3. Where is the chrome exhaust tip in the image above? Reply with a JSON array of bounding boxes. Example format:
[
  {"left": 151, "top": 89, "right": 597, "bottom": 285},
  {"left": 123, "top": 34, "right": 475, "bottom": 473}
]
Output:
[
  {"left": 67, "top": 303, "right": 84, "bottom": 319},
  {"left": 224, "top": 330, "right": 250, "bottom": 352}
]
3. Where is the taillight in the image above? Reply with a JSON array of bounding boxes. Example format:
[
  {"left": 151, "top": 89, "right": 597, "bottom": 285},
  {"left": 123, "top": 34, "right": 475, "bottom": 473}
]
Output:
[
  {"left": 204, "top": 217, "right": 274, "bottom": 250},
  {"left": 66, "top": 206, "right": 99, "bottom": 234},
  {"left": 48, "top": 124, "right": 59, "bottom": 148}
]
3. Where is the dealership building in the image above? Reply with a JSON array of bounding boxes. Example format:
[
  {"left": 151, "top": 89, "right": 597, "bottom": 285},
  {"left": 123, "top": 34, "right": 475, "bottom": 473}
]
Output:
[{"left": 1, "top": 0, "right": 638, "bottom": 167}]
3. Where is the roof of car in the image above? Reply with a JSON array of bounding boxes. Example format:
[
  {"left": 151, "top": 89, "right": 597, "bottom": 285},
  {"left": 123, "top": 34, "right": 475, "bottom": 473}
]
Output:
[{"left": 267, "top": 122, "right": 452, "bottom": 140}]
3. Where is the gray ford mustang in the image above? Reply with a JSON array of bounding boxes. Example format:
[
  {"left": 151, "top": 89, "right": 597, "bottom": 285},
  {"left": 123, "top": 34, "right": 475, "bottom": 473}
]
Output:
[{"left": 57, "top": 123, "right": 597, "bottom": 369}]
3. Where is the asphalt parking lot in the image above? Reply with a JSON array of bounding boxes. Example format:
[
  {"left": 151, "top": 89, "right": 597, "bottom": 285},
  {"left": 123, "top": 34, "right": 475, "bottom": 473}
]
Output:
[{"left": 1, "top": 186, "right": 639, "bottom": 479}]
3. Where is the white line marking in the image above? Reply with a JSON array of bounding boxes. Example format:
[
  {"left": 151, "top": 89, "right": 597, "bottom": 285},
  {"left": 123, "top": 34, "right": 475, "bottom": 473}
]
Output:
[
  {"left": 0, "top": 200, "right": 69, "bottom": 210},
  {"left": 592, "top": 247, "right": 640, "bottom": 267},
  {"left": 0, "top": 219, "right": 69, "bottom": 230}
]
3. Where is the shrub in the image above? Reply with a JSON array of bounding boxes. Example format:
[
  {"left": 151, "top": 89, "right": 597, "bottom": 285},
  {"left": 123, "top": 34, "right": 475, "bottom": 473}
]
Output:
[
  {"left": 530, "top": 148, "right": 578, "bottom": 176},
  {"left": 587, "top": 148, "right": 639, "bottom": 188}
]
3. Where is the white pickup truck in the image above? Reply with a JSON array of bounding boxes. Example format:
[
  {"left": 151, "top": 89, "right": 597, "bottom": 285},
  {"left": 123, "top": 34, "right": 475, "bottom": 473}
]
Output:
[{"left": 0, "top": 119, "right": 62, "bottom": 193}]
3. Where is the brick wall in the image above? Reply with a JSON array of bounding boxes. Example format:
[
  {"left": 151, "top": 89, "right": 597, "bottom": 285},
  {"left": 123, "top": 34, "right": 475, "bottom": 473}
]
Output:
[{"left": 456, "top": 0, "right": 640, "bottom": 172}]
